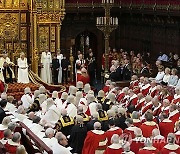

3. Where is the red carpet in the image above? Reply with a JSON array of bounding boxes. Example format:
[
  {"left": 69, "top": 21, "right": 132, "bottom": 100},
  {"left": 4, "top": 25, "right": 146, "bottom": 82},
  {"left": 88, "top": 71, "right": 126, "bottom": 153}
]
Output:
[{"left": 7, "top": 83, "right": 39, "bottom": 100}]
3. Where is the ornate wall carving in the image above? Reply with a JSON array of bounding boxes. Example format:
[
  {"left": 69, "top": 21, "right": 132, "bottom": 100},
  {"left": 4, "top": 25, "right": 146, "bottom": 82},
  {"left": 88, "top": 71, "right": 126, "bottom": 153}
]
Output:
[{"left": 0, "top": 13, "right": 18, "bottom": 40}]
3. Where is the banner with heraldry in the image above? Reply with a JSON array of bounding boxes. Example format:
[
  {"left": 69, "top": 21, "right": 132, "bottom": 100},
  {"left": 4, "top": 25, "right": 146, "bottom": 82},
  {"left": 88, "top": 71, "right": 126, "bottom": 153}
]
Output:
[{"left": 0, "top": 0, "right": 65, "bottom": 74}]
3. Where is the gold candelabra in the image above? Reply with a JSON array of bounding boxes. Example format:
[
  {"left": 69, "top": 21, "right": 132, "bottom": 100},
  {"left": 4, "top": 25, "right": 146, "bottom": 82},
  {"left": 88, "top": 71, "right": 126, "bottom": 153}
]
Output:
[{"left": 96, "top": 0, "right": 118, "bottom": 74}]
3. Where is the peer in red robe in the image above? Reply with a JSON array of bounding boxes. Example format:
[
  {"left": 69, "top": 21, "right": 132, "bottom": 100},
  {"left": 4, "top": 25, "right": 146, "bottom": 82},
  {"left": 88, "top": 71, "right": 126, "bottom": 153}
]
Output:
[
  {"left": 140, "top": 112, "right": 159, "bottom": 138},
  {"left": 126, "top": 94, "right": 138, "bottom": 108},
  {"left": 161, "top": 143, "right": 180, "bottom": 154},
  {"left": 152, "top": 135, "right": 166, "bottom": 151},
  {"left": 132, "top": 119, "right": 142, "bottom": 128},
  {"left": 5, "top": 140, "right": 20, "bottom": 154},
  {"left": 116, "top": 92, "right": 125, "bottom": 103},
  {"left": 103, "top": 85, "right": 110, "bottom": 94},
  {"left": 172, "top": 92, "right": 180, "bottom": 104},
  {"left": 158, "top": 94, "right": 174, "bottom": 103},
  {"left": 82, "top": 129, "right": 108, "bottom": 154},
  {"left": 130, "top": 80, "right": 139, "bottom": 90},
  {"left": 141, "top": 101, "right": 153, "bottom": 115},
  {"left": 152, "top": 103, "right": 162, "bottom": 117},
  {"left": 77, "top": 68, "right": 90, "bottom": 85},
  {"left": 168, "top": 108, "right": 180, "bottom": 124},
  {"left": 141, "top": 83, "right": 151, "bottom": 96},
  {"left": 105, "top": 127, "right": 123, "bottom": 145},
  {"left": 129, "top": 75, "right": 139, "bottom": 90},
  {"left": 124, "top": 125, "right": 139, "bottom": 139},
  {"left": 149, "top": 86, "right": 157, "bottom": 98},
  {"left": 159, "top": 119, "right": 174, "bottom": 139},
  {"left": 140, "top": 121, "right": 158, "bottom": 138},
  {"left": 161, "top": 106, "right": 169, "bottom": 116},
  {"left": 104, "top": 143, "right": 123, "bottom": 154},
  {"left": 131, "top": 137, "right": 145, "bottom": 153},
  {"left": 135, "top": 97, "right": 145, "bottom": 111}
]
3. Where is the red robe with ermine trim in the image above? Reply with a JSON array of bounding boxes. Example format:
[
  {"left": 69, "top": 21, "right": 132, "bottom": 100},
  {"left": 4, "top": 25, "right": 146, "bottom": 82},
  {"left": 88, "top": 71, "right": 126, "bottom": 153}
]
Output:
[
  {"left": 105, "top": 127, "right": 123, "bottom": 146},
  {"left": 104, "top": 143, "right": 123, "bottom": 154},
  {"left": 140, "top": 121, "right": 158, "bottom": 138},
  {"left": 82, "top": 130, "right": 108, "bottom": 154},
  {"left": 159, "top": 119, "right": 174, "bottom": 139},
  {"left": 5, "top": 140, "right": 20, "bottom": 154},
  {"left": 161, "top": 144, "right": 180, "bottom": 154},
  {"left": 169, "top": 110, "right": 180, "bottom": 124}
]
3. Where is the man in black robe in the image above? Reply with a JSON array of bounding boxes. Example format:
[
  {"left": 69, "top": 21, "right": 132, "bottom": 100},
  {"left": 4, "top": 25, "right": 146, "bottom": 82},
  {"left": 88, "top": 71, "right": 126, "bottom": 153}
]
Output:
[
  {"left": 61, "top": 55, "right": 70, "bottom": 84},
  {"left": 52, "top": 54, "right": 60, "bottom": 85},
  {"left": 69, "top": 115, "right": 87, "bottom": 154},
  {"left": 86, "top": 50, "right": 96, "bottom": 86},
  {"left": 123, "top": 59, "right": 132, "bottom": 80}
]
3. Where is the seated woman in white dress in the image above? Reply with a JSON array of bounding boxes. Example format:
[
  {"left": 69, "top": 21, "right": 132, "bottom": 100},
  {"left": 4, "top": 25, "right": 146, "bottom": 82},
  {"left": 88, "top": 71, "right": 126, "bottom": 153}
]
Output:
[{"left": 17, "top": 52, "right": 29, "bottom": 83}]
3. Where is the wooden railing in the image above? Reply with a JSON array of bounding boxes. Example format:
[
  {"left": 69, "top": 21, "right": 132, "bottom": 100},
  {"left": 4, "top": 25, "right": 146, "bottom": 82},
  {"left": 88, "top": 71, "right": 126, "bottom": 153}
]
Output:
[{"left": 19, "top": 122, "right": 53, "bottom": 154}]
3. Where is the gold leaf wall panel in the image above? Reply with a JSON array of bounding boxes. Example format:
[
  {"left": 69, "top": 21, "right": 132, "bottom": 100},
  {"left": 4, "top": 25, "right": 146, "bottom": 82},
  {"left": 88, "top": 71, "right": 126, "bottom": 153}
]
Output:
[
  {"left": 51, "top": 41, "right": 55, "bottom": 52},
  {"left": 21, "top": 27, "right": 26, "bottom": 40},
  {"left": 0, "top": 13, "right": 18, "bottom": 40},
  {"left": 39, "top": 26, "right": 49, "bottom": 53},
  {"left": 5, "top": 0, "right": 12, "bottom": 8},
  {"left": 21, "top": 43, "right": 27, "bottom": 51},
  {"left": 0, "top": 0, "right": 4, "bottom": 8},
  {"left": 21, "top": 13, "right": 26, "bottom": 23},
  {"left": 0, "top": 0, "right": 28, "bottom": 9},
  {"left": 51, "top": 26, "right": 55, "bottom": 40}
]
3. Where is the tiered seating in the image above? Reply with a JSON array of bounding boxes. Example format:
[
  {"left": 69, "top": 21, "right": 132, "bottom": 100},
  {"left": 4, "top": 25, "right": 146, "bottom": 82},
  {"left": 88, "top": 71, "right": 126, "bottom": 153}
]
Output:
[{"left": 7, "top": 83, "right": 39, "bottom": 100}]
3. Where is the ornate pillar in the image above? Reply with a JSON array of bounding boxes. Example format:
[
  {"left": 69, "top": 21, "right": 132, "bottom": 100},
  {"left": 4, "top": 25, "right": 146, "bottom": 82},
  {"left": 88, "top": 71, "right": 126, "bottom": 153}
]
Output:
[
  {"left": 56, "top": 24, "right": 61, "bottom": 51},
  {"left": 32, "top": 13, "right": 38, "bottom": 74}
]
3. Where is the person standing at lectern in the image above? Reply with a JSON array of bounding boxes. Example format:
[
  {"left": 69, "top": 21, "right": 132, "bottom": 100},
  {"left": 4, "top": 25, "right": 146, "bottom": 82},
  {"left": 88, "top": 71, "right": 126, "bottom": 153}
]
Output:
[{"left": 40, "top": 48, "right": 52, "bottom": 84}]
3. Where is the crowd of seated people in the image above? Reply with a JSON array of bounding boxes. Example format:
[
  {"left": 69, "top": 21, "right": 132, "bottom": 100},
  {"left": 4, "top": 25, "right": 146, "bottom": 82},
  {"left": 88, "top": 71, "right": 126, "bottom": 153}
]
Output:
[
  {"left": 108, "top": 49, "right": 180, "bottom": 82},
  {"left": 0, "top": 64, "right": 179, "bottom": 154}
]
